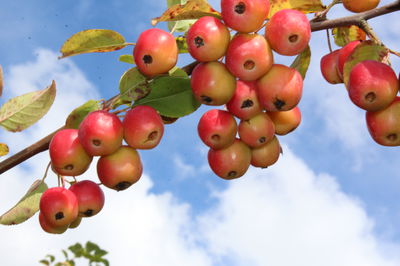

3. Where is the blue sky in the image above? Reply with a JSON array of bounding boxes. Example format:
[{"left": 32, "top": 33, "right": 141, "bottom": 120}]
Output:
[{"left": 0, "top": 0, "right": 400, "bottom": 265}]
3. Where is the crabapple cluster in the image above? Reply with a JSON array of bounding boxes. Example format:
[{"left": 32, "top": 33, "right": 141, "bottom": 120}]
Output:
[
  {"left": 320, "top": 40, "right": 400, "bottom": 146},
  {"left": 189, "top": 0, "right": 309, "bottom": 179},
  {"left": 39, "top": 106, "right": 164, "bottom": 234}
]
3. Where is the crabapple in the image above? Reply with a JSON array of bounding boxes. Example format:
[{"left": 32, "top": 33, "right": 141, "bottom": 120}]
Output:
[
  {"left": 257, "top": 64, "right": 303, "bottom": 111},
  {"left": 221, "top": 0, "right": 270, "bottom": 33},
  {"left": 191, "top": 61, "right": 236, "bottom": 105},
  {"left": 320, "top": 49, "right": 343, "bottom": 84},
  {"left": 208, "top": 139, "right": 251, "bottom": 180},
  {"left": 225, "top": 33, "right": 273, "bottom": 81},
  {"left": 337, "top": 40, "right": 361, "bottom": 78},
  {"left": 133, "top": 28, "right": 178, "bottom": 77},
  {"left": 348, "top": 60, "right": 399, "bottom": 111},
  {"left": 198, "top": 109, "right": 237, "bottom": 150},
  {"left": 123, "top": 105, "right": 164, "bottom": 150},
  {"left": 39, "top": 187, "right": 79, "bottom": 227},
  {"left": 265, "top": 9, "right": 311, "bottom": 56},
  {"left": 238, "top": 112, "right": 275, "bottom": 148},
  {"left": 49, "top": 129, "right": 92, "bottom": 176},
  {"left": 251, "top": 135, "right": 281, "bottom": 168},
  {"left": 186, "top": 16, "right": 231, "bottom": 62},
  {"left": 97, "top": 146, "right": 143, "bottom": 191},
  {"left": 69, "top": 180, "right": 105, "bottom": 217},
  {"left": 78, "top": 110, "right": 123, "bottom": 156},
  {"left": 267, "top": 107, "right": 302, "bottom": 135},
  {"left": 39, "top": 212, "right": 69, "bottom": 234},
  {"left": 343, "top": 0, "right": 380, "bottom": 13},
  {"left": 366, "top": 96, "right": 400, "bottom": 146},
  {"left": 226, "top": 80, "right": 263, "bottom": 120}
]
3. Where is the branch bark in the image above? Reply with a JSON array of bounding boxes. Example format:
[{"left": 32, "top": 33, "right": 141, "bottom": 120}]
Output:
[{"left": 1, "top": 0, "right": 400, "bottom": 176}]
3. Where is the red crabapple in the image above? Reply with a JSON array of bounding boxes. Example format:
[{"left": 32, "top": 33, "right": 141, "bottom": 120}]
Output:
[
  {"left": 265, "top": 9, "right": 311, "bottom": 56},
  {"left": 123, "top": 105, "right": 164, "bottom": 150},
  {"left": 134, "top": 28, "right": 178, "bottom": 77},
  {"left": 49, "top": 129, "right": 92, "bottom": 176},
  {"left": 198, "top": 109, "right": 237, "bottom": 150},
  {"left": 78, "top": 110, "right": 123, "bottom": 156}
]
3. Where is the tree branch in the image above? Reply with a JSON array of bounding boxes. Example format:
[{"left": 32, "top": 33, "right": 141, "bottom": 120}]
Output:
[
  {"left": 1, "top": 0, "right": 400, "bottom": 176},
  {"left": 310, "top": 0, "right": 400, "bottom": 31}
]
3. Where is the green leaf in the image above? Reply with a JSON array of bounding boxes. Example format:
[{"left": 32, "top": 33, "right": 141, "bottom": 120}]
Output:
[
  {"left": 119, "top": 54, "right": 134, "bottom": 64},
  {"left": 169, "top": 66, "right": 188, "bottom": 77},
  {"left": 39, "top": 259, "right": 50, "bottom": 265},
  {"left": 176, "top": 36, "right": 189, "bottom": 54},
  {"left": 0, "top": 81, "right": 56, "bottom": 132},
  {"left": 0, "top": 180, "right": 48, "bottom": 225},
  {"left": 0, "top": 143, "right": 9, "bottom": 156},
  {"left": 343, "top": 40, "right": 389, "bottom": 86},
  {"left": 290, "top": 45, "right": 311, "bottom": 79},
  {"left": 62, "top": 249, "right": 69, "bottom": 260},
  {"left": 119, "top": 67, "right": 150, "bottom": 101},
  {"left": 65, "top": 100, "right": 101, "bottom": 129},
  {"left": 133, "top": 76, "right": 201, "bottom": 118},
  {"left": 68, "top": 243, "right": 84, "bottom": 258},
  {"left": 60, "top": 29, "right": 131, "bottom": 59},
  {"left": 46, "top": 255, "right": 55, "bottom": 263},
  {"left": 152, "top": 0, "right": 221, "bottom": 26}
]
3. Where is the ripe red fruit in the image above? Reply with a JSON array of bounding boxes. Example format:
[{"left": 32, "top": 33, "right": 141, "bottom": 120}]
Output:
[
  {"left": 257, "top": 64, "right": 303, "bottom": 111},
  {"left": 39, "top": 212, "right": 69, "bottom": 234},
  {"left": 343, "top": 0, "right": 380, "bottom": 13},
  {"left": 238, "top": 112, "right": 275, "bottom": 148},
  {"left": 226, "top": 80, "right": 263, "bottom": 120},
  {"left": 198, "top": 109, "right": 237, "bottom": 150},
  {"left": 221, "top": 0, "right": 270, "bottom": 33},
  {"left": 337, "top": 40, "right": 361, "bottom": 78},
  {"left": 268, "top": 106, "right": 302, "bottom": 135},
  {"left": 265, "top": 9, "right": 311, "bottom": 56},
  {"left": 49, "top": 129, "right": 92, "bottom": 176},
  {"left": 320, "top": 49, "right": 343, "bottom": 84},
  {"left": 191, "top": 61, "right": 236, "bottom": 105},
  {"left": 208, "top": 139, "right": 251, "bottom": 180},
  {"left": 97, "top": 146, "right": 143, "bottom": 191},
  {"left": 366, "top": 96, "right": 400, "bottom": 146},
  {"left": 40, "top": 187, "right": 79, "bottom": 227},
  {"left": 186, "top": 16, "right": 231, "bottom": 62},
  {"left": 348, "top": 60, "right": 399, "bottom": 111},
  {"left": 123, "top": 105, "right": 164, "bottom": 150},
  {"left": 78, "top": 110, "right": 123, "bottom": 156},
  {"left": 133, "top": 28, "right": 178, "bottom": 77},
  {"left": 251, "top": 135, "right": 281, "bottom": 168},
  {"left": 69, "top": 180, "right": 105, "bottom": 217},
  {"left": 225, "top": 33, "right": 273, "bottom": 81}
]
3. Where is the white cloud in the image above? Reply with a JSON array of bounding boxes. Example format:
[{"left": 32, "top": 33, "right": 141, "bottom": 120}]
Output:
[
  {"left": 198, "top": 146, "right": 400, "bottom": 266},
  {"left": 0, "top": 48, "right": 399, "bottom": 266}
]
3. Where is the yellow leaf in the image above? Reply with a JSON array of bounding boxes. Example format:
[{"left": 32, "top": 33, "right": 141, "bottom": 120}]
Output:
[
  {"left": 151, "top": 0, "right": 221, "bottom": 26},
  {"left": 0, "top": 143, "right": 8, "bottom": 156},
  {"left": 332, "top": 25, "right": 366, "bottom": 47},
  {"left": 343, "top": 40, "right": 389, "bottom": 87},
  {"left": 269, "top": 0, "right": 325, "bottom": 18},
  {"left": 60, "top": 29, "right": 130, "bottom": 59}
]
